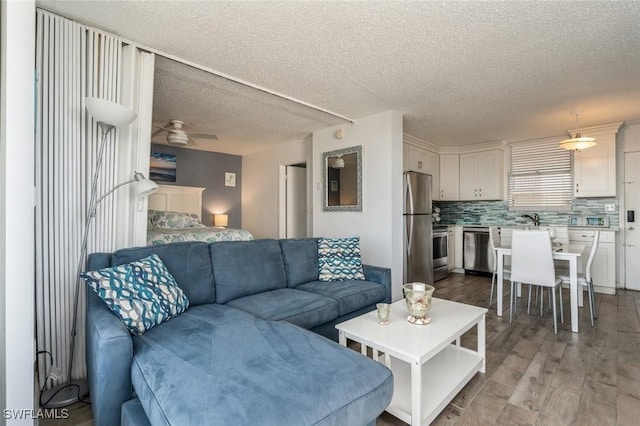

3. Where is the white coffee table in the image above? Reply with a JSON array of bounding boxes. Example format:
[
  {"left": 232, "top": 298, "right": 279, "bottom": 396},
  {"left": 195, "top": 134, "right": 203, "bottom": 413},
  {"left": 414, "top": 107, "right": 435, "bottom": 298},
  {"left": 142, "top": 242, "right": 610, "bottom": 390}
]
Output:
[{"left": 336, "top": 298, "right": 487, "bottom": 426}]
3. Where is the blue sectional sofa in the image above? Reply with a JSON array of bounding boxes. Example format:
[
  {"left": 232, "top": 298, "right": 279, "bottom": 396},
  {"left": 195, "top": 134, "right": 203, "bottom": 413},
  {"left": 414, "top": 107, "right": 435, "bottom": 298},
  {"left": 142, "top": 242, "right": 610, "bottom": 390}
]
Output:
[{"left": 86, "top": 238, "right": 393, "bottom": 426}]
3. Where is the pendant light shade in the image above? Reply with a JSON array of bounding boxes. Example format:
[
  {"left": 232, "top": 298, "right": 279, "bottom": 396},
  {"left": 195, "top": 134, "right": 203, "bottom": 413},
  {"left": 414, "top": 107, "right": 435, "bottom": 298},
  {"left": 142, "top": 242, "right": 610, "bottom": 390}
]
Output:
[
  {"left": 558, "top": 112, "right": 597, "bottom": 151},
  {"left": 332, "top": 156, "right": 345, "bottom": 168}
]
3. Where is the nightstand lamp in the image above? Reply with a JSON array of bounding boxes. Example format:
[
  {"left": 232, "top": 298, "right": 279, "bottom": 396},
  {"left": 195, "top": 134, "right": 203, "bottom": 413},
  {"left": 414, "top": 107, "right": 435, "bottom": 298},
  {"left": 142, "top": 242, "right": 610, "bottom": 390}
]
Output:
[{"left": 214, "top": 214, "right": 229, "bottom": 228}]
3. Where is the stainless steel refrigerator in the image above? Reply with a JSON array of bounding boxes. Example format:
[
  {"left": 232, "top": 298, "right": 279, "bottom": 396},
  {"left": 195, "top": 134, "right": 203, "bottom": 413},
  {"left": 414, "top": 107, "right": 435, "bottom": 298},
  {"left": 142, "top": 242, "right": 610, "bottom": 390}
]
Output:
[{"left": 403, "top": 172, "right": 433, "bottom": 285}]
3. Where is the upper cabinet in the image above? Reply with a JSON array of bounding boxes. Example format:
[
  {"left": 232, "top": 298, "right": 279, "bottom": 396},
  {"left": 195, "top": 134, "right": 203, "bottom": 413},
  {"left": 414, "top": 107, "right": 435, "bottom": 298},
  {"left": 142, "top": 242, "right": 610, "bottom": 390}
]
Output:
[
  {"left": 403, "top": 136, "right": 505, "bottom": 202},
  {"left": 459, "top": 150, "right": 504, "bottom": 200},
  {"left": 404, "top": 143, "right": 440, "bottom": 200},
  {"left": 573, "top": 123, "right": 621, "bottom": 198},
  {"left": 439, "top": 154, "right": 460, "bottom": 200}
]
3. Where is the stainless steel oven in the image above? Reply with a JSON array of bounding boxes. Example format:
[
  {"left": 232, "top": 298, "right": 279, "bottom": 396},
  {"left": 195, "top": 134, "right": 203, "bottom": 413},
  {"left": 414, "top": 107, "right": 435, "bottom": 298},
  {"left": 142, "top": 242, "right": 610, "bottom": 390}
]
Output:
[{"left": 433, "top": 227, "right": 449, "bottom": 281}]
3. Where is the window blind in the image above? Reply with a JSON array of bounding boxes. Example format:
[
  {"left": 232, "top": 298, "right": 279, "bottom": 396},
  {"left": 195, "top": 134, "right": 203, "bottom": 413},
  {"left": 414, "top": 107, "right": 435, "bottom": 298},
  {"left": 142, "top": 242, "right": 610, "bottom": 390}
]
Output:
[{"left": 508, "top": 139, "right": 572, "bottom": 210}]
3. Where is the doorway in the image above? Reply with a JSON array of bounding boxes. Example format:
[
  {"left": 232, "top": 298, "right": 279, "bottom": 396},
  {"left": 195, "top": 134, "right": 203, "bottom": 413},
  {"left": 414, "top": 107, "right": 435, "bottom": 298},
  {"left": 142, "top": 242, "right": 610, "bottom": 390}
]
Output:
[
  {"left": 624, "top": 151, "right": 640, "bottom": 290},
  {"left": 279, "top": 163, "right": 307, "bottom": 239}
]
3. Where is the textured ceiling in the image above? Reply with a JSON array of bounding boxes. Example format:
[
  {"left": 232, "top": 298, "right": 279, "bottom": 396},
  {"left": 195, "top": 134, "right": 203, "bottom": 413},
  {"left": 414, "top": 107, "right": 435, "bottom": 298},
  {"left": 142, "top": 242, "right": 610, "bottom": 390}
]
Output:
[{"left": 38, "top": 1, "right": 640, "bottom": 154}]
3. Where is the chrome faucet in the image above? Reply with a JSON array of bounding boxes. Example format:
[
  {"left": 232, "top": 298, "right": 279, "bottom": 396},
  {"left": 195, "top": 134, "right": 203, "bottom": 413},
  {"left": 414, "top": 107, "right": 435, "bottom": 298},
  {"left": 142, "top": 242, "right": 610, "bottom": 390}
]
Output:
[{"left": 521, "top": 213, "right": 540, "bottom": 227}]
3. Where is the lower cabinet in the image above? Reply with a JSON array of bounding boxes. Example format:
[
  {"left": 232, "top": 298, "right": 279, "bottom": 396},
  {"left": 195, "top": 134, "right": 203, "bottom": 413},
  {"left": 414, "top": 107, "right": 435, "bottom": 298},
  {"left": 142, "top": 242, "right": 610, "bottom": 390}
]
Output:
[
  {"left": 568, "top": 230, "right": 616, "bottom": 295},
  {"left": 499, "top": 227, "right": 616, "bottom": 294},
  {"left": 451, "top": 226, "right": 463, "bottom": 271},
  {"left": 447, "top": 227, "right": 455, "bottom": 271}
]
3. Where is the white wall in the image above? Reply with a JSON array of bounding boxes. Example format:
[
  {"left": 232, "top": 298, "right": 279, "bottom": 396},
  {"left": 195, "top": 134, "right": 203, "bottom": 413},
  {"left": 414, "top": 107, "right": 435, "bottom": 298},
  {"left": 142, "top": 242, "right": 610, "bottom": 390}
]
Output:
[
  {"left": 242, "top": 137, "right": 312, "bottom": 239},
  {"left": 616, "top": 123, "right": 640, "bottom": 288},
  {"left": 1, "top": 0, "right": 36, "bottom": 422},
  {"left": 312, "top": 111, "right": 405, "bottom": 301}
]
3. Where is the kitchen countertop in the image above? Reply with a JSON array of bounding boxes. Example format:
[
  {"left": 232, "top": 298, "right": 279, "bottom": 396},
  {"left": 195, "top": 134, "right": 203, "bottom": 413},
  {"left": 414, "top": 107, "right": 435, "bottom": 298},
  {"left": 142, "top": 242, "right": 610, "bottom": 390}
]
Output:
[{"left": 440, "top": 224, "right": 619, "bottom": 232}]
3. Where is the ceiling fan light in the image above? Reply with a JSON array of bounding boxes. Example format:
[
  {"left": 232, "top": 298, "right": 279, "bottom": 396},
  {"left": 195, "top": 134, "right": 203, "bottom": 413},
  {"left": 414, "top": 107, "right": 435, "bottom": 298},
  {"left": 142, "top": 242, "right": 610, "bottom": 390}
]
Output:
[
  {"left": 558, "top": 133, "right": 597, "bottom": 151},
  {"left": 167, "top": 131, "right": 189, "bottom": 145}
]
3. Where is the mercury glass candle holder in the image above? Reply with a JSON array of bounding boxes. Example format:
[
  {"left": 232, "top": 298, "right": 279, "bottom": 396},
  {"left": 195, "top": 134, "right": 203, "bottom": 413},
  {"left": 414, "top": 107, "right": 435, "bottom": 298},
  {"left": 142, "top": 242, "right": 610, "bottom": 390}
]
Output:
[{"left": 403, "top": 282, "right": 435, "bottom": 325}]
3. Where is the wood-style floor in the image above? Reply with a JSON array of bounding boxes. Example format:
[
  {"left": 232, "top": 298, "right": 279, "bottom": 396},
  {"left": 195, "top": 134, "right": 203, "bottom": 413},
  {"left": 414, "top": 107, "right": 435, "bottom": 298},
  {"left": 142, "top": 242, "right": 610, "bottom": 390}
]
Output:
[
  {"left": 43, "top": 273, "right": 640, "bottom": 426},
  {"left": 378, "top": 273, "right": 640, "bottom": 426}
]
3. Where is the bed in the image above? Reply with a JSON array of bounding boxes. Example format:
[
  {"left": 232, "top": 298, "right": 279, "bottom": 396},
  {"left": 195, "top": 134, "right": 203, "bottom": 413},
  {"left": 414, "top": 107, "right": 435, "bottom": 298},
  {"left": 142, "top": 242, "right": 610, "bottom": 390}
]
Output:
[{"left": 147, "top": 184, "right": 253, "bottom": 245}]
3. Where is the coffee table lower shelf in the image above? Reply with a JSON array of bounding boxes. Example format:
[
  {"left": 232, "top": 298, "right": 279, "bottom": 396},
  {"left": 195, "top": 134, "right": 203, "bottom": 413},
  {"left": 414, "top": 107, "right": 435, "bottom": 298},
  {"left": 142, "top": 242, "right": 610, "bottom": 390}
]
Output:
[{"left": 384, "top": 344, "right": 483, "bottom": 425}]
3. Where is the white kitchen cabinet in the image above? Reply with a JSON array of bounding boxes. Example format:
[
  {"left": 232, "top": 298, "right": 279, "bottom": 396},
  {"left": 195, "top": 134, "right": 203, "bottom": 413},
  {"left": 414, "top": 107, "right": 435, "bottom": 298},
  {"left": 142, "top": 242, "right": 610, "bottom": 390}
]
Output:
[
  {"left": 439, "top": 155, "right": 459, "bottom": 201},
  {"left": 568, "top": 230, "right": 616, "bottom": 295},
  {"left": 447, "top": 227, "right": 455, "bottom": 271},
  {"left": 574, "top": 130, "right": 616, "bottom": 198},
  {"left": 459, "top": 150, "right": 504, "bottom": 200},
  {"left": 404, "top": 144, "right": 440, "bottom": 200},
  {"left": 453, "top": 226, "right": 464, "bottom": 271}
]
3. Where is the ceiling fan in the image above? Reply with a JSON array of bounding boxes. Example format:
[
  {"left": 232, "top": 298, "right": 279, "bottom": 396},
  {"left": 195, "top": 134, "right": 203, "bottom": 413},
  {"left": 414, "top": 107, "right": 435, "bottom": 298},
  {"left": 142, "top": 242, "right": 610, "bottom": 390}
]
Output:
[{"left": 152, "top": 120, "right": 218, "bottom": 147}]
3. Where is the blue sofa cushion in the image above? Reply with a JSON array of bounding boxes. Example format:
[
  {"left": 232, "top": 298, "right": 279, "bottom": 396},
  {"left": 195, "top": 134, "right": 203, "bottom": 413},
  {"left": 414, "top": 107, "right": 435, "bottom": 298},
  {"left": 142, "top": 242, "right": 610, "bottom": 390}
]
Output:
[
  {"left": 131, "top": 304, "right": 393, "bottom": 426},
  {"left": 111, "top": 242, "right": 215, "bottom": 306},
  {"left": 279, "top": 238, "right": 319, "bottom": 287},
  {"left": 318, "top": 237, "right": 366, "bottom": 281},
  {"left": 297, "top": 280, "right": 386, "bottom": 316},
  {"left": 81, "top": 254, "right": 189, "bottom": 335},
  {"left": 225, "top": 288, "right": 339, "bottom": 329},
  {"left": 210, "top": 239, "right": 287, "bottom": 304}
]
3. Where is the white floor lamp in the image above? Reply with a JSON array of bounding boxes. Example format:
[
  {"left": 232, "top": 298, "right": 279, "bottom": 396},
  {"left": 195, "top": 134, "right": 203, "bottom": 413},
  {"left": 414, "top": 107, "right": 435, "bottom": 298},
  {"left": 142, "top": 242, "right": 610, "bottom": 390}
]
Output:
[{"left": 41, "top": 97, "right": 158, "bottom": 408}]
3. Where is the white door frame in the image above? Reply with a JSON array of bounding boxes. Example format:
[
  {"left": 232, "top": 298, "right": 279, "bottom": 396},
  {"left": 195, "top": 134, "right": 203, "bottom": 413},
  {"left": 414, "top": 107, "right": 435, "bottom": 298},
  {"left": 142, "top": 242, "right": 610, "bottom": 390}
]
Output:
[
  {"left": 278, "top": 163, "right": 308, "bottom": 239},
  {"left": 622, "top": 150, "right": 640, "bottom": 290}
]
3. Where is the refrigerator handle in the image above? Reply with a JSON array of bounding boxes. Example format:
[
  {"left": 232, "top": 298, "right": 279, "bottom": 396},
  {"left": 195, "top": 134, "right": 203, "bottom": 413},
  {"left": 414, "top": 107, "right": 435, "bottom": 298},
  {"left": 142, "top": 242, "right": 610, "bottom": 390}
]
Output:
[
  {"left": 405, "top": 173, "right": 414, "bottom": 215},
  {"left": 406, "top": 215, "right": 414, "bottom": 255}
]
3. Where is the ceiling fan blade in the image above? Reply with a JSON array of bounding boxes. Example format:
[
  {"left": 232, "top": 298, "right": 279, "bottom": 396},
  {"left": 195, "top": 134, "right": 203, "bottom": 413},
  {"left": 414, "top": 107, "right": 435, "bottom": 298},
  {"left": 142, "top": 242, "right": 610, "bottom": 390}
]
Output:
[
  {"left": 152, "top": 124, "right": 180, "bottom": 136},
  {"left": 187, "top": 137, "right": 198, "bottom": 147},
  {"left": 189, "top": 133, "right": 218, "bottom": 140}
]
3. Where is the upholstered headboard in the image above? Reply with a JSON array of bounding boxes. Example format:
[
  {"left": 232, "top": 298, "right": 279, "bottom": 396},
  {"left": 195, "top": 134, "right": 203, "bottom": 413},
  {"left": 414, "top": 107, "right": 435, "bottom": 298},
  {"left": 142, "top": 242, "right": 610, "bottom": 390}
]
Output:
[{"left": 147, "top": 185, "right": 205, "bottom": 220}]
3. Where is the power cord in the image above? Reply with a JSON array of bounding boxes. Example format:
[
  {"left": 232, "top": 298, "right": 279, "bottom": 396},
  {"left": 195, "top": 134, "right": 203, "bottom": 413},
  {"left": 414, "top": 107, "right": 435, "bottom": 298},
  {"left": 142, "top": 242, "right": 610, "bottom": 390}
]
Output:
[{"left": 36, "top": 350, "right": 91, "bottom": 406}]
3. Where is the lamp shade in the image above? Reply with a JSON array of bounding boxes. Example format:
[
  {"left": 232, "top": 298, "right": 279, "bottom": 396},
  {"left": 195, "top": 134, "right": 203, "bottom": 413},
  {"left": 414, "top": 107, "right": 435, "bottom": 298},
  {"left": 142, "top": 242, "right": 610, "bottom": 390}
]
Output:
[
  {"left": 214, "top": 214, "right": 229, "bottom": 227},
  {"left": 86, "top": 97, "right": 137, "bottom": 128},
  {"left": 133, "top": 172, "right": 159, "bottom": 197},
  {"left": 558, "top": 134, "right": 597, "bottom": 151}
]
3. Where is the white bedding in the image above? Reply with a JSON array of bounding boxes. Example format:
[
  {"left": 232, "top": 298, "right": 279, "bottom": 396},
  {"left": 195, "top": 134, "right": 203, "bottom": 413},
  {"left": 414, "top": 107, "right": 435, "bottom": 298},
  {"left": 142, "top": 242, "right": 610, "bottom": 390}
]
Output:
[{"left": 147, "top": 227, "right": 254, "bottom": 245}]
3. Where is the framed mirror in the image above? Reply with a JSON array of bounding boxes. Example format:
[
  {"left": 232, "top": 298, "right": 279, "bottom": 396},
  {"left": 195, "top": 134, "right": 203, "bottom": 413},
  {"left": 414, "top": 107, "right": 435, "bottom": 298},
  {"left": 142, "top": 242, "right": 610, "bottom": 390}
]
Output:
[{"left": 323, "top": 145, "right": 362, "bottom": 212}]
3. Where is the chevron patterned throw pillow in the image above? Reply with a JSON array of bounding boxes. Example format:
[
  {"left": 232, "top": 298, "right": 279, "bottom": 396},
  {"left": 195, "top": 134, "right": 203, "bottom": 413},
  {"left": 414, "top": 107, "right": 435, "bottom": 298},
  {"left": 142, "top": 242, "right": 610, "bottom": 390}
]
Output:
[
  {"left": 81, "top": 254, "right": 189, "bottom": 335},
  {"left": 317, "top": 237, "right": 366, "bottom": 282}
]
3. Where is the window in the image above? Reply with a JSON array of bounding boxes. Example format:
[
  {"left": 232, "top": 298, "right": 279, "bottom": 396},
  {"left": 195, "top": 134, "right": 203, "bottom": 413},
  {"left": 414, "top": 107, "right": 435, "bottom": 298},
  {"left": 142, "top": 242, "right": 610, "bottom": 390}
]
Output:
[{"left": 508, "top": 138, "right": 572, "bottom": 211}]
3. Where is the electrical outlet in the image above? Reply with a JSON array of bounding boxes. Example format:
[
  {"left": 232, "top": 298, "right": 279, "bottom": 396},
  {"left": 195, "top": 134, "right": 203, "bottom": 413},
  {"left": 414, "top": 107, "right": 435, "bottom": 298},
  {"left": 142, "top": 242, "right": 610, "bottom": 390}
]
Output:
[
  {"left": 48, "top": 366, "right": 62, "bottom": 381},
  {"left": 605, "top": 204, "right": 615, "bottom": 212}
]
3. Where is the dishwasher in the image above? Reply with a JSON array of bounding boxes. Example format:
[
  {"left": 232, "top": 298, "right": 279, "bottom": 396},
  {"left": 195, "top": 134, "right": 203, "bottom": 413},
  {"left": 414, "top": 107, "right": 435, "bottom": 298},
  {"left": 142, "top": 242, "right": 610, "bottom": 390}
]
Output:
[{"left": 463, "top": 226, "right": 493, "bottom": 274}]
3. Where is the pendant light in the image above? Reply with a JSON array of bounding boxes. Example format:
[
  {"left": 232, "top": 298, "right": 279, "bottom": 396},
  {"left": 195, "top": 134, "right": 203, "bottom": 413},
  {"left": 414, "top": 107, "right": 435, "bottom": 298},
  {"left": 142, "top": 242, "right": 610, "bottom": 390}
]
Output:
[{"left": 558, "top": 112, "right": 597, "bottom": 151}]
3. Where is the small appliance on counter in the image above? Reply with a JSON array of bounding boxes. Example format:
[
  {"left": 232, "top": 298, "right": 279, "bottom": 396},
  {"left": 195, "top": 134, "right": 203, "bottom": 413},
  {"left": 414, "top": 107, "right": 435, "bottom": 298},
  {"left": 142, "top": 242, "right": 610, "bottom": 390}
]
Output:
[{"left": 569, "top": 215, "right": 610, "bottom": 228}]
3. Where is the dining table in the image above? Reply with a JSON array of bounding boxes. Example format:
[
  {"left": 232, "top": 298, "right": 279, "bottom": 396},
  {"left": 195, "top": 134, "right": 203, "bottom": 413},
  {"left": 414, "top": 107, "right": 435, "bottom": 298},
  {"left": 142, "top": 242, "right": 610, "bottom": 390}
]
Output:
[{"left": 495, "top": 244, "right": 587, "bottom": 333}]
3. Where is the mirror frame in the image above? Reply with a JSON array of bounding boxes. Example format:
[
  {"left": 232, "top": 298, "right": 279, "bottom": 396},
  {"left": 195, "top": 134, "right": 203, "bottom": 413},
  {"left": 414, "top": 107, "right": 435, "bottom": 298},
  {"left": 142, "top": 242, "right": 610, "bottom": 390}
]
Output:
[{"left": 322, "top": 145, "right": 363, "bottom": 212}]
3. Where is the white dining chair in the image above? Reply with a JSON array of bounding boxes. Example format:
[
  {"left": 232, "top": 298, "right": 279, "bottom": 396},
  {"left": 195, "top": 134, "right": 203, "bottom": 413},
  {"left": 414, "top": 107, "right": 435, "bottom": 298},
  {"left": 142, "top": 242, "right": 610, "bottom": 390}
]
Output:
[
  {"left": 509, "top": 230, "right": 564, "bottom": 334},
  {"left": 556, "top": 230, "right": 600, "bottom": 327},
  {"left": 489, "top": 226, "right": 510, "bottom": 307}
]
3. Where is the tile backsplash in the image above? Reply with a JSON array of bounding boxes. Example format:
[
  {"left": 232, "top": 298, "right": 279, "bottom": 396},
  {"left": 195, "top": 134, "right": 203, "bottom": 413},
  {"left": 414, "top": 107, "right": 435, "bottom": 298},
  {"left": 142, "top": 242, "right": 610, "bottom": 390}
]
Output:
[{"left": 435, "top": 198, "right": 619, "bottom": 227}]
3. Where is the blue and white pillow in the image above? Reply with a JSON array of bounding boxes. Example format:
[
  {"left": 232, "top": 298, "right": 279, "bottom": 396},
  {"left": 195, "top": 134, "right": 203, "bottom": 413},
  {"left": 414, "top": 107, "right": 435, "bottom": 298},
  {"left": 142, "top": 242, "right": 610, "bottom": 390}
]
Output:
[
  {"left": 81, "top": 254, "right": 189, "bottom": 335},
  {"left": 148, "top": 210, "right": 206, "bottom": 229},
  {"left": 318, "top": 237, "right": 366, "bottom": 282}
]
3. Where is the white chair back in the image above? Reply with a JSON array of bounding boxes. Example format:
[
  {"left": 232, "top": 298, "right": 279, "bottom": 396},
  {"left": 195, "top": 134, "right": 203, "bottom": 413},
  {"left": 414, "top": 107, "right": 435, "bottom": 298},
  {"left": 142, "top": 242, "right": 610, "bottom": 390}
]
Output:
[
  {"left": 510, "top": 230, "right": 556, "bottom": 286},
  {"left": 585, "top": 230, "right": 600, "bottom": 282},
  {"left": 489, "top": 226, "right": 500, "bottom": 271},
  {"left": 550, "top": 226, "right": 569, "bottom": 245}
]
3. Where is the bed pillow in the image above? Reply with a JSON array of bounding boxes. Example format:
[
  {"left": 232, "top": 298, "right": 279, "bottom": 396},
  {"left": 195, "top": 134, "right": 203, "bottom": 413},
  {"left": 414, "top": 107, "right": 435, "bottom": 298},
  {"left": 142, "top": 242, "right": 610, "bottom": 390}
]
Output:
[
  {"left": 317, "top": 237, "right": 366, "bottom": 282},
  {"left": 148, "top": 210, "right": 207, "bottom": 229},
  {"left": 81, "top": 254, "right": 189, "bottom": 335}
]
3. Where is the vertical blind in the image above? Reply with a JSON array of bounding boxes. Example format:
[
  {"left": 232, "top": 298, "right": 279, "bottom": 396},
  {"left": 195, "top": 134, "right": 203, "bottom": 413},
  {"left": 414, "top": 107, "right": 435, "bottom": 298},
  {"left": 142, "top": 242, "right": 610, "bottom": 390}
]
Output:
[
  {"left": 508, "top": 138, "right": 573, "bottom": 210},
  {"left": 35, "top": 10, "right": 123, "bottom": 388}
]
